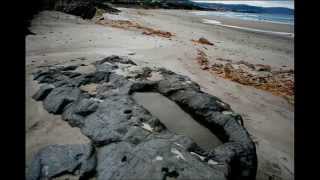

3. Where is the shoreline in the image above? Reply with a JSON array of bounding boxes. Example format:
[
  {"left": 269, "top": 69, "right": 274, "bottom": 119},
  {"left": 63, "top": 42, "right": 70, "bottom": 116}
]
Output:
[
  {"left": 189, "top": 10, "right": 294, "bottom": 37},
  {"left": 202, "top": 18, "right": 294, "bottom": 38}
]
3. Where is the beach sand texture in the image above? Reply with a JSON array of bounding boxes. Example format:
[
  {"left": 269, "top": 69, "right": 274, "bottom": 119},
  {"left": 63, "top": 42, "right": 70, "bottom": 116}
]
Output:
[{"left": 26, "top": 8, "right": 294, "bottom": 179}]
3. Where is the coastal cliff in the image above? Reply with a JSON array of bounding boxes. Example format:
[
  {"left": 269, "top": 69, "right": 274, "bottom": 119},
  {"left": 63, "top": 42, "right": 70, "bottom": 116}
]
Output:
[{"left": 25, "top": 0, "right": 203, "bottom": 34}]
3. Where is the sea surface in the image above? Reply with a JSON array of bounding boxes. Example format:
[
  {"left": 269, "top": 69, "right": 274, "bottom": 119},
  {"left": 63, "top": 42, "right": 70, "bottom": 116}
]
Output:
[
  {"left": 192, "top": 11, "right": 294, "bottom": 25},
  {"left": 192, "top": 0, "right": 294, "bottom": 25},
  {"left": 193, "top": 1, "right": 294, "bottom": 9}
]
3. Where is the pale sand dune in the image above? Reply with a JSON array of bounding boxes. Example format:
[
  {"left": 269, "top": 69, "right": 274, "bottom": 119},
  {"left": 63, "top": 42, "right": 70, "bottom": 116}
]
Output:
[{"left": 26, "top": 9, "right": 293, "bottom": 179}]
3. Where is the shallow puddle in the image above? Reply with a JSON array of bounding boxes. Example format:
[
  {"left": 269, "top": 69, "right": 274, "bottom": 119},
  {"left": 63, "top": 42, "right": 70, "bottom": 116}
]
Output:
[{"left": 133, "top": 92, "right": 222, "bottom": 151}]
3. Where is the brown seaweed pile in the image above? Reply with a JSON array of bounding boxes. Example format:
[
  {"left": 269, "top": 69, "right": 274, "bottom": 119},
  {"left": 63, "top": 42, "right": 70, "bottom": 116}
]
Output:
[
  {"left": 196, "top": 49, "right": 294, "bottom": 104},
  {"left": 96, "top": 18, "right": 174, "bottom": 38}
]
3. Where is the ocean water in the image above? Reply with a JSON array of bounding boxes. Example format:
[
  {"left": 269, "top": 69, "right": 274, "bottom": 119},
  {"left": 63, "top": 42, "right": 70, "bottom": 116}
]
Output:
[
  {"left": 191, "top": 0, "right": 294, "bottom": 25},
  {"left": 192, "top": 1, "right": 294, "bottom": 9},
  {"left": 192, "top": 11, "right": 294, "bottom": 25}
]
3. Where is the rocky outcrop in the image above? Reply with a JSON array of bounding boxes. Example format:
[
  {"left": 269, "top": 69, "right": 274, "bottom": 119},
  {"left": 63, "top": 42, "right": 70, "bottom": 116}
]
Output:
[
  {"left": 94, "top": 1, "right": 121, "bottom": 13},
  {"left": 28, "top": 55, "right": 257, "bottom": 179},
  {"left": 43, "top": 0, "right": 97, "bottom": 19},
  {"left": 25, "top": 0, "right": 121, "bottom": 35},
  {"left": 26, "top": 143, "right": 96, "bottom": 180}
]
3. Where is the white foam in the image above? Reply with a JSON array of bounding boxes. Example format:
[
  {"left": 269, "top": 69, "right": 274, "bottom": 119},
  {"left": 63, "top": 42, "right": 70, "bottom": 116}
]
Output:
[
  {"left": 202, "top": 19, "right": 222, "bottom": 25},
  {"left": 202, "top": 19, "right": 294, "bottom": 37}
]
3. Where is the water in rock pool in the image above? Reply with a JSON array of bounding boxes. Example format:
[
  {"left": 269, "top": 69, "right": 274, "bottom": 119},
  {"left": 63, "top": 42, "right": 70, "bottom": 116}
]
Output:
[{"left": 133, "top": 92, "right": 222, "bottom": 151}]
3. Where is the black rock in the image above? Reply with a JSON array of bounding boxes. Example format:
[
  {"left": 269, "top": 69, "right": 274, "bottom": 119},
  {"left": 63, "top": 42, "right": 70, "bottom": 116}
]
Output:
[
  {"left": 43, "top": 0, "right": 97, "bottom": 19},
  {"left": 31, "top": 55, "right": 257, "bottom": 179},
  {"left": 94, "top": 1, "right": 121, "bottom": 13},
  {"left": 62, "top": 97, "right": 100, "bottom": 127},
  {"left": 168, "top": 89, "right": 231, "bottom": 113},
  {"left": 62, "top": 71, "right": 82, "bottom": 78},
  {"left": 73, "top": 71, "right": 110, "bottom": 87},
  {"left": 26, "top": 143, "right": 96, "bottom": 180},
  {"left": 43, "top": 86, "right": 81, "bottom": 114},
  {"left": 156, "top": 73, "right": 201, "bottom": 95},
  {"left": 79, "top": 95, "right": 164, "bottom": 146},
  {"left": 32, "top": 84, "right": 55, "bottom": 101},
  {"left": 128, "top": 81, "right": 158, "bottom": 94},
  {"left": 96, "top": 139, "right": 226, "bottom": 180},
  {"left": 94, "top": 55, "right": 137, "bottom": 66},
  {"left": 57, "top": 65, "right": 79, "bottom": 71}
]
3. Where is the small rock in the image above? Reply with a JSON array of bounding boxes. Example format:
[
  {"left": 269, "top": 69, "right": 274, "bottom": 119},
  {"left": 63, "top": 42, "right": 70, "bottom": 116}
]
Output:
[
  {"left": 255, "top": 64, "right": 271, "bottom": 72},
  {"left": 198, "top": 37, "right": 214, "bottom": 46}
]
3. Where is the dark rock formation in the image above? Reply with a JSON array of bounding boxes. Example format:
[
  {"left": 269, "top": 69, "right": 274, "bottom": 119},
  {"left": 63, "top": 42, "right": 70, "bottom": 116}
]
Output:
[
  {"left": 44, "top": 0, "right": 97, "bottom": 19},
  {"left": 26, "top": 143, "right": 96, "bottom": 180},
  {"left": 29, "top": 55, "right": 257, "bottom": 179},
  {"left": 25, "top": 0, "right": 121, "bottom": 35},
  {"left": 96, "top": 138, "right": 226, "bottom": 180},
  {"left": 94, "top": 1, "right": 122, "bottom": 13},
  {"left": 32, "top": 84, "right": 55, "bottom": 101},
  {"left": 43, "top": 86, "right": 81, "bottom": 114}
]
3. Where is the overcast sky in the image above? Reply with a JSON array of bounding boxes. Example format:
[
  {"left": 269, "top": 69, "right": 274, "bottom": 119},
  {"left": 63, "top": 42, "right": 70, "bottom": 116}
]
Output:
[{"left": 191, "top": 1, "right": 294, "bottom": 9}]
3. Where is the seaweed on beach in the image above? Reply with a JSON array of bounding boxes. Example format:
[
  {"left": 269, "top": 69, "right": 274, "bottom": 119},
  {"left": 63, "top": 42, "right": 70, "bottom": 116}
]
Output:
[
  {"left": 196, "top": 49, "right": 210, "bottom": 70},
  {"left": 195, "top": 49, "right": 294, "bottom": 104},
  {"left": 96, "top": 18, "right": 174, "bottom": 38}
]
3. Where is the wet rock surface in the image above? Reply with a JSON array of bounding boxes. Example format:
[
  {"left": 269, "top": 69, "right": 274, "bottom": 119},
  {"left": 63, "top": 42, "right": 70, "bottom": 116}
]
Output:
[
  {"left": 26, "top": 143, "right": 96, "bottom": 180},
  {"left": 28, "top": 55, "right": 257, "bottom": 180}
]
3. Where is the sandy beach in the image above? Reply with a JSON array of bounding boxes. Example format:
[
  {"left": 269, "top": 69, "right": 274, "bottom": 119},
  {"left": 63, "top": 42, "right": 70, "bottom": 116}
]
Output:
[{"left": 26, "top": 8, "right": 294, "bottom": 179}]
